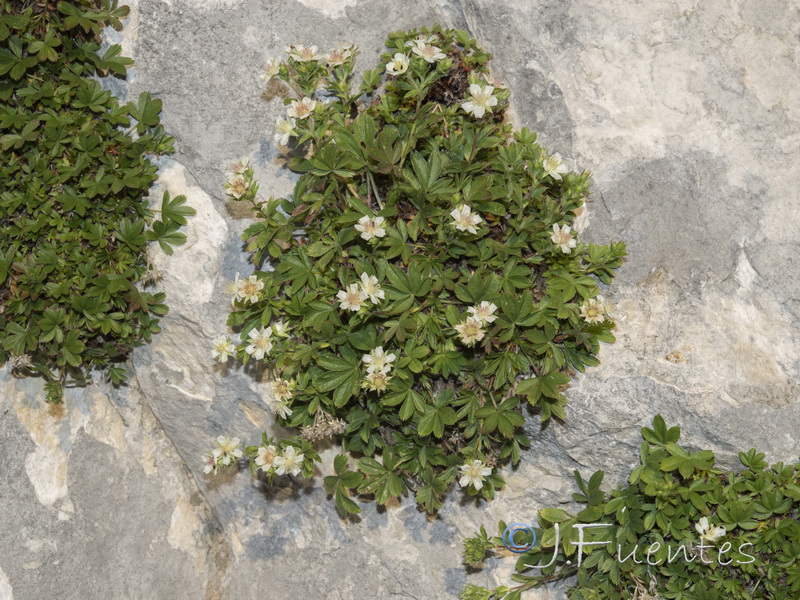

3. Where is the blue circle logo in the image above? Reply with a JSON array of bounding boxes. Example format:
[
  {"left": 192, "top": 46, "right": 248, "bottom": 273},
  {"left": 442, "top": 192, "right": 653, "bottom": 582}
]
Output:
[{"left": 502, "top": 523, "right": 537, "bottom": 554}]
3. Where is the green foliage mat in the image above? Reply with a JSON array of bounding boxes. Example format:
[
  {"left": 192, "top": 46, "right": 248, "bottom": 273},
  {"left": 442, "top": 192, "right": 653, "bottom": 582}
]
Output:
[
  {"left": 0, "top": 1, "right": 193, "bottom": 403},
  {"left": 462, "top": 416, "right": 800, "bottom": 599},
  {"left": 212, "top": 26, "right": 627, "bottom": 515}
]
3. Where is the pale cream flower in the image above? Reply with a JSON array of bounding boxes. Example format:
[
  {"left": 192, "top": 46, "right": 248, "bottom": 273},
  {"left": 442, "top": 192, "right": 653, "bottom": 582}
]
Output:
[
  {"left": 287, "top": 97, "right": 317, "bottom": 120},
  {"left": 229, "top": 157, "right": 249, "bottom": 174},
  {"left": 355, "top": 215, "right": 386, "bottom": 241},
  {"left": 695, "top": 517, "right": 726, "bottom": 543},
  {"left": 543, "top": 153, "right": 569, "bottom": 180},
  {"left": 255, "top": 444, "right": 278, "bottom": 471},
  {"left": 274, "top": 446, "right": 304, "bottom": 476},
  {"left": 468, "top": 301, "right": 498, "bottom": 325},
  {"left": 482, "top": 72, "right": 507, "bottom": 89},
  {"left": 326, "top": 44, "right": 353, "bottom": 66},
  {"left": 214, "top": 435, "right": 243, "bottom": 466},
  {"left": 454, "top": 317, "right": 485, "bottom": 346},
  {"left": 211, "top": 336, "right": 236, "bottom": 363},
  {"left": 337, "top": 283, "right": 368, "bottom": 312},
  {"left": 362, "top": 370, "right": 391, "bottom": 393},
  {"left": 411, "top": 41, "right": 446, "bottom": 63},
  {"left": 202, "top": 451, "right": 219, "bottom": 475},
  {"left": 572, "top": 206, "right": 590, "bottom": 234},
  {"left": 236, "top": 274, "right": 265, "bottom": 303},
  {"left": 461, "top": 84, "right": 498, "bottom": 119},
  {"left": 245, "top": 327, "right": 273, "bottom": 360},
  {"left": 404, "top": 35, "right": 438, "bottom": 48},
  {"left": 459, "top": 459, "right": 491, "bottom": 490},
  {"left": 272, "top": 320, "right": 289, "bottom": 337},
  {"left": 259, "top": 58, "right": 281, "bottom": 83},
  {"left": 551, "top": 223, "right": 577, "bottom": 254},
  {"left": 225, "top": 173, "right": 248, "bottom": 199},
  {"left": 385, "top": 53, "right": 410, "bottom": 75},
  {"left": 362, "top": 346, "right": 396, "bottom": 374},
  {"left": 274, "top": 116, "right": 297, "bottom": 146},
  {"left": 359, "top": 272, "right": 384, "bottom": 304},
  {"left": 285, "top": 44, "right": 322, "bottom": 62},
  {"left": 450, "top": 204, "right": 483, "bottom": 234},
  {"left": 580, "top": 296, "right": 607, "bottom": 324},
  {"left": 271, "top": 399, "right": 293, "bottom": 419},
  {"left": 271, "top": 378, "right": 294, "bottom": 401}
]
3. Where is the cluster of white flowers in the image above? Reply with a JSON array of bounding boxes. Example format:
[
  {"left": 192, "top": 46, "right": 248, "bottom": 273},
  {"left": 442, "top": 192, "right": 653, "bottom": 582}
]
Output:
[
  {"left": 454, "top": 301, "right": 497, "bottom": 346},
  {"left": 337, "top": 272, "right": 384, "bottom": 312},
  {"left": 458, "top": 459, "right": 491, "bottom": 490},
  {"left": 254, "top": 444, "right": 305, "bottom": 477},
  {"left": 461, "top": 84, "right": 498, "bottom": 119},
  {"left": 361, "top": 346, "right": 396, "bottom": 393},
  {"left": 405, "top": 35, "right": 446, "bottom": 63},
  {"left": 212, "top": 320, "right": 289, "bottom": 364},
  {"left": 580, "top": 295, "right": 609, "bottom": 324},
  {"left": 551, "top": 223, "right": 576, "bottom": 254},
  {"left": 355, "top": 215, "right": 386, "bottom": 241},
  {"left": 202, "top": 435, "right": 243, "bottom": 475},
  {"left": 450, "top": 204, "right": 482, "bottom": 234}
]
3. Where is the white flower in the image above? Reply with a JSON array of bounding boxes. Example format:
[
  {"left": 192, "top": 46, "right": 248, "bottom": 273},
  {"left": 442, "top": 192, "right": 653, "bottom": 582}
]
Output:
[
  {"left": 580, "top": 296, "right": 607, "bottom": 324},
  {"left": 271, "top": 378, "right": 294, "bottom": 401},
  {"left": 411, "top": 41, "right": 446, "bottom": 63},
  {"left": 202, "top": 451, "right": 219, "bottom": 475},
  {"left": 214, "top": 435, "right": 243, "bottom": 466},
  {"left": 274, "top": 116, "right": 297, "bottom": 146},
  {"left": 337, "top": 283, "right": 368, "bottom": 312},
  {"left": 245, "top": 327, "right": 273, "bottom": 360},
  {"left": 211, "top": 336, "right": 236, "bottom": 363},
  {"left": 572, "top": 206, "right": 590, "bottom": 234},
  {"left": 273, "top": 446, "right": 304, "bottom": 476},
  {"left": 543, "top": 153, "right": 569, "bottom": 180},
  {"left": 355, "top": 215, "right": 386, "bottom": 241},
  {"left": 236, "top": 274, "right": 265, "bottom": 303},
  {"left": 287, "top": 97, "right": 317, "bottom": 120},
  {"left": 385, "top": 53, "right": 410, "bottom": 75},
  {"left": 450, "top": 204, "right": 483, "bottom": 234},
  {"left": 259, "top": 58, "right": 281, "bottom": 82},
  {"left": 326, "top": 44, "right": 353, "bottom": 66},
  {"left": 695, "top": 517, "right": 726, "bottom": 543},
  {"left": 271, "top": 399, "right": 293, "bottom": 419},
  {"left": 461, "top": 84, "right": 498, "bottom": 119},
  {"left": 551, "top": 223, "right": 577, "bottom": 254},
  {"left": 272, "top": 320, "right": 289, "bottom": 337},
  {"left": 359, "top": 272, "right": 385, "bottom": 304},
  {"left": 362, "top": 370, "right": 391, "bottom": 393},
  {"left": 468, "top": 301, "right": 498, "bottom": 325},
  {"left": 482, "top": 72, "right": 507, "bottom": 89},
  {"left": 225, "top": 173, "right": 248, "bottom": 199},
  {"left": 229, "top": 157, "right": 249, "bottom": 174},
  {"left": 255, "top": 445, "right": 278, "bottom": 471},
  {"left": 362, "top": 346, "right": 396, "bottom": 374},
  {"left": 285, "top": 44, "right": 322, "bottom": 62},
  {"left": 459, "top": 459, "right": 491, "bottom": 490},
  {"left": 454, "top": 317, "right": 485, "bottom": 346}
]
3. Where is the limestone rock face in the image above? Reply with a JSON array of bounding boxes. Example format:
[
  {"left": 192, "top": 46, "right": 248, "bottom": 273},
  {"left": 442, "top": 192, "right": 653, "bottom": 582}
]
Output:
[{"left": 2, "top": 1, "right": 799, "bottom": 599}]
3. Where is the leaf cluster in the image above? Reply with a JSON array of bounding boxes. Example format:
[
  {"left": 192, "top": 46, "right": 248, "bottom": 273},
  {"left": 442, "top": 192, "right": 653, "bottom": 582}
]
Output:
[
  {"left": 464, "top": 415, "right": 800, "bottom": 599},
  {"left": 0, "top": 1, "right": 193, "bottom": 402}
]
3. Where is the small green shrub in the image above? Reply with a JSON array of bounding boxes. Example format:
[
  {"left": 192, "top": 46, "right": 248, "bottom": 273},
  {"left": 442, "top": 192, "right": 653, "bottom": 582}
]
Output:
[
  {"left": 462, "top": 415, "right": 800, "bottom": 599},
  {"left": 0, "top": 1, "right": 193, "bottom": 403},
  {"left": 209, "top": 26, "right": 626, "bottom": 514}
]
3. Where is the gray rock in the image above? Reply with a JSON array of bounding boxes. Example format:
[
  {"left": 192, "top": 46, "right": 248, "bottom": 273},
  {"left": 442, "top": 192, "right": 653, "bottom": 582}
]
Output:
[{"left": 3, "top": 0, "right": 799, "bottom": 598}]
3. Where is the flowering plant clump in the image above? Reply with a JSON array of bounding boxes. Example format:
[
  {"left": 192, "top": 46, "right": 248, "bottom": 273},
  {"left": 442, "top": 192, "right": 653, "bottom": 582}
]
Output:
[
  {"left": 462, "top": 416, "right": 800, "bottom": 600},
  {"left": 210, "top": 26, "right": 626, "bottom": 515}
]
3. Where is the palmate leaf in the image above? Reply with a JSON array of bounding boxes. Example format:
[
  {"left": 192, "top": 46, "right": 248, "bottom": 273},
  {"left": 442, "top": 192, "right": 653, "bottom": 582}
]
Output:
[
  {"left": 127, "top": 92, "right": 162, "bottom": 133},
  {"left": 158, "top": 191, "right": 195, "bottom": 225}
]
